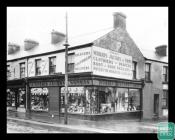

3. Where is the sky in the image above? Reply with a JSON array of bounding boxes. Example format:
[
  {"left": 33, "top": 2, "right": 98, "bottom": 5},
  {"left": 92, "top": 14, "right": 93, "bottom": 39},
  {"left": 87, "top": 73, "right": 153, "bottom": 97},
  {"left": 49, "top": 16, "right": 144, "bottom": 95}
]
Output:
[{"left": 7, "top": 7, "right": 168, "bottom": 51}]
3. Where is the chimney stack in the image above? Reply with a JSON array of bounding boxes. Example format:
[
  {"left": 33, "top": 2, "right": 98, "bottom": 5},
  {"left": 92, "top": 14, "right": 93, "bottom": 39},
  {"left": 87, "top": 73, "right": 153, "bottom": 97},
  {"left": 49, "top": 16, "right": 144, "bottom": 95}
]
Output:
[
  {"left": 155, "top": 45, "right": 167, "bottom": 56},
  {"left": 113, "top": 12, "right": 126, "bottom": 29},
  {"left": 24, "top": 39, "right": 39, "bottom": 51},
  {"left": 8, "top": 42, "right": 20, "bottom": 54},
  {"left": 51, "top": 30, "right": 66, "bottom": 44}
]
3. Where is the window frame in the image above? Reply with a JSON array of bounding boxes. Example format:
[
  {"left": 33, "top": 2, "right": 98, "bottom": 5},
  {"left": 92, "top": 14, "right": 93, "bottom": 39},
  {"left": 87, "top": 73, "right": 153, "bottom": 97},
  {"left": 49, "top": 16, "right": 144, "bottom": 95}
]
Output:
[
  {"left": 49, "top": 56, "right": 56, "bottom": 75},
  {"left": 162, "top": 90, "right": 168, "bottom": 109},
  {"left": 35, "top": 59, "right": 41, "bottom": 76},
  {"left": 67, "top": 53, "right": 75, "bottom": 73},
  {"left": 132, "top": 61, "right": 137, "bottom": 79},
  {"left": 7, "top": 65, "right": 10, "bottom": 79},
  {"left": 20, "top": 62, "right": 25, "bottom": 78},
  {"left": 163, "top": 66, "right": 168, "bottom": 82},
  {"left": 145, "top": 63, "right": 151, "bottom": 82}
]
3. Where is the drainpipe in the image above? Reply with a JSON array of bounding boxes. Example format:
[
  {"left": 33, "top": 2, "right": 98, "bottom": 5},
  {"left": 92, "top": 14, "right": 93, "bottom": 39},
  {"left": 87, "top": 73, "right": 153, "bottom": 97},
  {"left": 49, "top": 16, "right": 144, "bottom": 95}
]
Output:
[
  {"left": 25, "top": 57, "right": 29, "bottom": 113},
  {"left": 140, "top": 78, "right": 145, "bottom": 121}
]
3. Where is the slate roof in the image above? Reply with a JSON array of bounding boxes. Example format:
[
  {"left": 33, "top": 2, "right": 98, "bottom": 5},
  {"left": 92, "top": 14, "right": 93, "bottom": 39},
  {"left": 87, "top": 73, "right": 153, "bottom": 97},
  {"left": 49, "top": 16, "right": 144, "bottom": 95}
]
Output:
[
  {"left": 139, "top": 48, "right": 168, "bottom": 63},
  {"left": 7, "top": 26, "right": 168, "bottom": 64}
]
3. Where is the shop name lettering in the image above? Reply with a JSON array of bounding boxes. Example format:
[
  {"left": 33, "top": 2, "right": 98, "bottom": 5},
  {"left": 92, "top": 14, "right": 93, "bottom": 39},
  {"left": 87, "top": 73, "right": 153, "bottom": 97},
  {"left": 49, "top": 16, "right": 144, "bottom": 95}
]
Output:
[
  {"left": 30, "top": 81, "right": 58, "bottom": 87},
  {"left": 29, "top": 80, "right": 91, "bottom": 87},
  {"left": 98, "top": 80, "right": 142, "bottom": 88}
]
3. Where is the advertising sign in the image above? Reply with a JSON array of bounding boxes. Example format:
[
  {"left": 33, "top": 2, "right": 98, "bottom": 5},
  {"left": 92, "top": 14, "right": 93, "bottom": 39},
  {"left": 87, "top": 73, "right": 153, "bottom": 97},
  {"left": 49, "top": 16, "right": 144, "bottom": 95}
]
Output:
[
  {"left": 74, "top": 47, "right": 92, "bottom": 73},
  {"left": 74, "top": 46, "right": 133, "bottom": 80},
  {"left": 61, "top": 87, "right": 84, "bottom": 94},
  {"left": 92, "top": 46, "right": 133, "bottom": 80},
  {"left": 31, "top": 88, "right": 48, "bottom": 95}
]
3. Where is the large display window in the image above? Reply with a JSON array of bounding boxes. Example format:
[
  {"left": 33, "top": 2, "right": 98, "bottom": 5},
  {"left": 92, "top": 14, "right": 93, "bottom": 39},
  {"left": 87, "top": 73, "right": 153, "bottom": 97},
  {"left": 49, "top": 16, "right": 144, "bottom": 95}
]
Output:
[
  {"left": 7, "top": 89, "right": 15, "bottom": 107},
  {"left": 86, "top": 87, "right": 140, "bottom": 114},
  {"left": 85, "top": 87, "right": 98, "bottom": 114},
  {"left": 31, "top": 88, "right": 49, "bottom": 111},
  {"left": 60, "top": 86, "right": 141, "bottom": 115},
  {"left": 61, "top": 87, "right": 86, "bottom": 114}
]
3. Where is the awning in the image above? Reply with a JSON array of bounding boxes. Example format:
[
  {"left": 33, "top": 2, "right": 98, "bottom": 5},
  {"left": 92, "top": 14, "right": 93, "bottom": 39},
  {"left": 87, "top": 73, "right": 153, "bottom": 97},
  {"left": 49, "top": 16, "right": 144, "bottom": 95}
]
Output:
[{"left": 31, "top": 88, "right": 48, "bottom": 95}]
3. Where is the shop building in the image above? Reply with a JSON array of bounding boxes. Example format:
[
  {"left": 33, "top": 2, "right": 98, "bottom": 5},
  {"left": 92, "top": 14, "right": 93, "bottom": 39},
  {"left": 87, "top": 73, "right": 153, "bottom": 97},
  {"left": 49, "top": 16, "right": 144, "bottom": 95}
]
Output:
[{"left": 7, "top": 12, "right": 168, "bottom": 120}]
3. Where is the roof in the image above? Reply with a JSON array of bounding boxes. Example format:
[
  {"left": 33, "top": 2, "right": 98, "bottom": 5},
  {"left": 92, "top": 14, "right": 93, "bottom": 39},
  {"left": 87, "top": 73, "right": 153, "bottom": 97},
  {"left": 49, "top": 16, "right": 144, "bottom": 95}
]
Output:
[
  {"left": 139, "top": 48, "right": 168, "bottom": 63},
  {"left": 7, "top": 26, "right": 168, "bottom": 64},
  {"left": 7, "top": 27, "right": 113, "bottom": 61}
]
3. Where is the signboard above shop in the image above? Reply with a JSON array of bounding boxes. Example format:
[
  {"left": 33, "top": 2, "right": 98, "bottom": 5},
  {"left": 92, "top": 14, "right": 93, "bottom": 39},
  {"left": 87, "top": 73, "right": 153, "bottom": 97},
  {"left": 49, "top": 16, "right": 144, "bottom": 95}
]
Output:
[
  {"left": 92, "top": 46, "right": 133, "bottom": 80},
  {"left": 31, "top": 88, "right": 48, "bottom": 95},
  {"left": 74, "top": 46, "right": 133, "bottom": 80}
]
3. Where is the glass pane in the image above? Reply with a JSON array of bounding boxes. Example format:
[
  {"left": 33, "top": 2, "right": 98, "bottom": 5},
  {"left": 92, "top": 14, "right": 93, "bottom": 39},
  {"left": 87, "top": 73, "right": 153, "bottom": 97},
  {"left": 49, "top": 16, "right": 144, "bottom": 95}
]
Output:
[
  {"left": 145, "top": 64, "right": 149, "bottom": 72},
  {"left": 61, "top": 87, "right": 85, "bottom": 114},
  {"left": 31, "top": 88, "right": 49, "bottom": 111},
  {"left": 68, "top": 63, "right": 74, "bottom": 72},
  {"left": 115, "top": 88, "right": 129, "bottom": 112},
  {"left": 36, "top": 60, "right": 41, "bottom": 67},
  {"left": 129, "top": 89, "right": 140, "bottom": 111},
  {"left": 68, "top": 54, "right": 75, "bottom": 63}
]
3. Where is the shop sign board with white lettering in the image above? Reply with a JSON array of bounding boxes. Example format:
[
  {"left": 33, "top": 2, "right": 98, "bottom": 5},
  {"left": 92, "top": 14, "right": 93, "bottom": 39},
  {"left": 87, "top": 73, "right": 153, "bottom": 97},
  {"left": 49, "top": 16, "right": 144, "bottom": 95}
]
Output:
[
  {"left": 74, "top": 47, "right": 92, "bottom": 73},
  {"left": 74, "top": 46, "right": 133, "bottom": 80},
  {"left": 92, "top": 46, "right": 133, "bottom": 80}
]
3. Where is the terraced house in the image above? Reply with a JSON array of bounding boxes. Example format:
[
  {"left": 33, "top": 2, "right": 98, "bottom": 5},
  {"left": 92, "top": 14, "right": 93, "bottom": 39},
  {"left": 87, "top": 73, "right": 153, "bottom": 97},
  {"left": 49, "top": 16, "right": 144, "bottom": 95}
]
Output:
[{"left": 7, "top": 12, "right": 168, "bottom": 121}]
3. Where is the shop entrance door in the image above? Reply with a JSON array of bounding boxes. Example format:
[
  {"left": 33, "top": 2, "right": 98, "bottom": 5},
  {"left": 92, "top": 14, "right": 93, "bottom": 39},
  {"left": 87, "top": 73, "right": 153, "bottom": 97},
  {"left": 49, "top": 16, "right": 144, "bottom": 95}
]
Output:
[
  {"left": 154, "top": 94, "right": 159, "bottom": 116},
  {"left": 16, "top": 89, "right": 26, "bottom": 112}
]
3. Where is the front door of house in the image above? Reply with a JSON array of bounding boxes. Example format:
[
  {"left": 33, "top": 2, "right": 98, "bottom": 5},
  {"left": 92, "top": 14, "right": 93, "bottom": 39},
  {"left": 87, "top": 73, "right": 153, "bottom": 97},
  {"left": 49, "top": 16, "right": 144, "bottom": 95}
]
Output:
[{"left": 154, "top": 94, "right": 159, "bottom": 116}]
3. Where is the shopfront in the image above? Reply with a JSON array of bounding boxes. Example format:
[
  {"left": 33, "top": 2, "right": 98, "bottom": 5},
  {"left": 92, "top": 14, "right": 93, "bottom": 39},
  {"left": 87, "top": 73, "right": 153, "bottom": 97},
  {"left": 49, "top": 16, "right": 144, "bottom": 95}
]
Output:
[
  {"left": 58, "top": 73, "right": 143, "bottom": 120},
  {"left": 7, "top": 79, "right": 26, "bottom": 112},
  {"left": 60, "top": 85, "right": 142, "bottom": 120},
  {"left": 30, "top": 88, "right": 49, "bottom": 112},
  {"left": 7, "top": 73, "right": 143, "bottom": 120}
]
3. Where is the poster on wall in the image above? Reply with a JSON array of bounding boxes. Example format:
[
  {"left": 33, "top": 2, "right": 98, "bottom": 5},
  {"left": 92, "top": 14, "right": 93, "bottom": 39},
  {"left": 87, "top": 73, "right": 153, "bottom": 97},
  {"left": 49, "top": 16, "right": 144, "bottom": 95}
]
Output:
[{"left": 92, "top": 46, "right": 133, "bottom": 80}]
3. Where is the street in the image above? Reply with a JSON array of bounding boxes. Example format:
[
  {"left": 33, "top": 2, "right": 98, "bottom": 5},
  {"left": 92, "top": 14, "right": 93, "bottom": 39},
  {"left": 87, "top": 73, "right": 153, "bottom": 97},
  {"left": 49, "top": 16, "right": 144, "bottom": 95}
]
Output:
[
  {"left": 7, "top": 118, "right": 162, "bottom": 133},
  {"left": 7, "top": 120, "right": 66, "bottom": 133}
]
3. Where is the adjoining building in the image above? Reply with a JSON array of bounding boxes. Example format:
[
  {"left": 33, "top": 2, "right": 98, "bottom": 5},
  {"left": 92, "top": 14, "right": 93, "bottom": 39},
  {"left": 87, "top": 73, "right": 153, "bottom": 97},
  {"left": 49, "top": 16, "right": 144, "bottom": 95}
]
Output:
[{"left": 7, "top": 12, "right": 168, "bottom": 120}]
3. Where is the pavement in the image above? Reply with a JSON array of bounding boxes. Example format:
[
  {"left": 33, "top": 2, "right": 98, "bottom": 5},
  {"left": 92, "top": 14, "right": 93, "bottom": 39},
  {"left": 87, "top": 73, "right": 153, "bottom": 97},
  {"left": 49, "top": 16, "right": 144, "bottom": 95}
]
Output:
[{"left": 7, "top": 110, "right": 168, "bottom": 133}]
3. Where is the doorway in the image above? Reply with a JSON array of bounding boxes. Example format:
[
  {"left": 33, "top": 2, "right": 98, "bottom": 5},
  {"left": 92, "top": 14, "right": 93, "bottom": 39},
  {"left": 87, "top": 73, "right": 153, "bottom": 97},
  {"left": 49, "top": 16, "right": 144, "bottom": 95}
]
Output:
[{"left": 154, "top": 94, "right": 159, "bottom": 116}]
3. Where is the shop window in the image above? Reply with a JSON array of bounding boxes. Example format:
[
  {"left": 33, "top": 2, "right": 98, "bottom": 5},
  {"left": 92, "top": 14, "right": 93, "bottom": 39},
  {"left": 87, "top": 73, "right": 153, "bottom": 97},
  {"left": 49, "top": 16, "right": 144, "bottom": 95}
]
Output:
[
  {"left": 20, "top": 63, "right": 25, "bottom": 78},
  {"left": 35, "top": 59, "right": 41, "bottom": 76},
  {"left": 7, "top": 89, "right": 15, "bottom": 107},
  {"left": 49, "top": 57, "right": 56, "bottom": 74},
  {"left": 31, "top": 88, "right": 49, "bottom": 111},
  {"left": 162, "top": 90, "right": 168, "bottom": 109},
  {"left": 128, "top": 89, "right": 140, "bottom": 111},
  {"left": 61, "top": 87, "right": 86, "bottom": 114},
  {"left": 7, "top": 65, "right": 10, "bottom": 80},
  {"left": 97, "top": 87, "right": 140, "bottom": 114},
  {"left": 163, "top": 66, "right": 168, "bottom": 82},
  {"left": 114, "top": 88, "right": 129, "bottom": 112},
  {"left": 132, "top": 61, "right": 137, "bottom": 79},
  {"left": 68, "top": 53, "right": 75, "bottom": 73},
  {"left": 145, "top": 63, "right": 151, "bottom": 81}
]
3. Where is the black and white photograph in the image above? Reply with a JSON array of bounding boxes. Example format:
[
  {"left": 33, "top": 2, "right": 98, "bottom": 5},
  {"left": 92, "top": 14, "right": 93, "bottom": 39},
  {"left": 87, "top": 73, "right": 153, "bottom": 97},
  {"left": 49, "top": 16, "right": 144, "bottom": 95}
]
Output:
[{"left": 6, "top": 7, "right": 169, "bottom": 134}]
